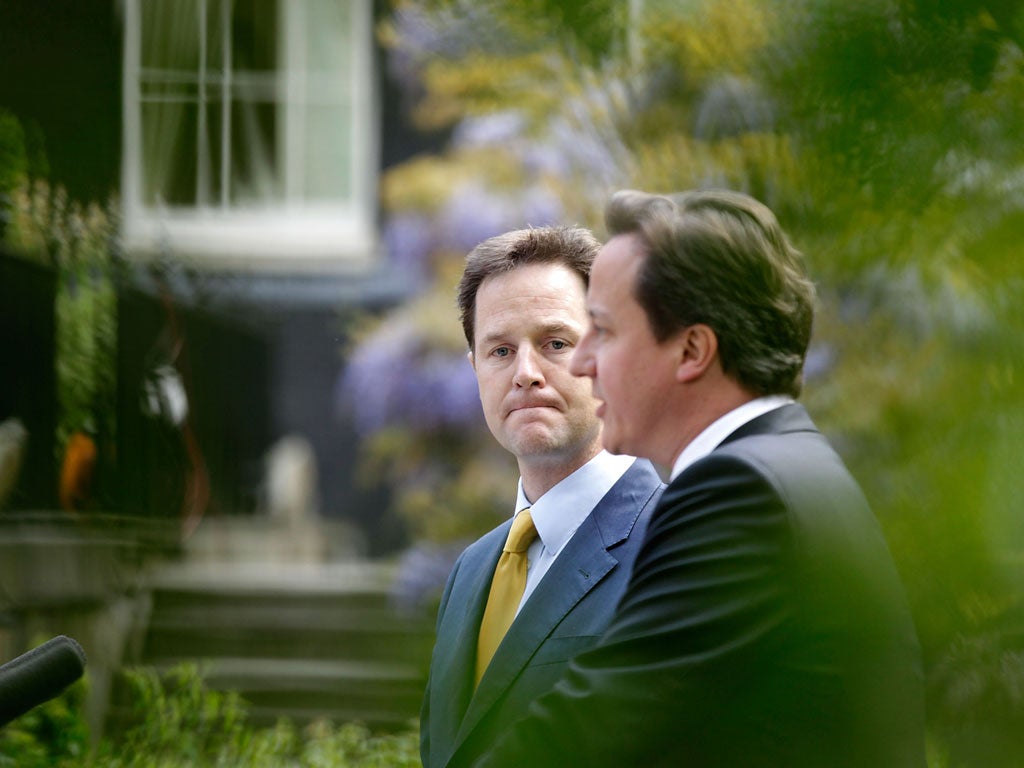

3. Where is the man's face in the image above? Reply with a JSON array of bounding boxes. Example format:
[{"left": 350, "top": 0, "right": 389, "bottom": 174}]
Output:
[
  {"left": 570, "top": 234, "right": 682, "bottom": 466},
  {"left": 471, "top": 262, "right": 601, "bottom": 465}
]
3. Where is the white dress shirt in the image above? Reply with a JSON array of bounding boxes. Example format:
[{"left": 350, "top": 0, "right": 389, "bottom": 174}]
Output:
[
  {"left": 669, "top": 395, "right": 794, "bottom": 482},
  {"left": 509, "top": 450, "right": 636, "bottom": 617}
]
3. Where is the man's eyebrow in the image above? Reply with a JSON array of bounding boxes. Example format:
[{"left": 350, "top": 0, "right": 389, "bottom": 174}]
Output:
[
  {"left": 541, "top": 321, "right": 579, "bottom": 336},
  {"left": 478, "top": 330, "right": 509, "bottom": 347}
]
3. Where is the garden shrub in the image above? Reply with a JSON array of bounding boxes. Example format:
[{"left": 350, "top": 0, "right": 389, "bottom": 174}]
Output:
[{"left": 0, "top": 664, "right": 421, "bottom": 767}]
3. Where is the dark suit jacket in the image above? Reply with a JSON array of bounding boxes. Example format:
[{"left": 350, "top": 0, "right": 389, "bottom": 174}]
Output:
[
  {"left": 420, "top": 458, "right": 664, "bottom": 768},
  {"left": 453, "top": 404, "right": 926, "bottom": 768}
]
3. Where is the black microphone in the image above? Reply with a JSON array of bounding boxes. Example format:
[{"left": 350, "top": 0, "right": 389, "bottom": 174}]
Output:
[{"left": 0, "top": 635, "right": 87, "bottom": 727}]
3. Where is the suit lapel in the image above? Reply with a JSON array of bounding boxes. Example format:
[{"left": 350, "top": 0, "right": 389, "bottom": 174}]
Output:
[
  {"left": 454, "top": 513, "right": 618, "bottom": 745},
  {"left": 432, "top": 525, "right": 507, "bottom": 757}
]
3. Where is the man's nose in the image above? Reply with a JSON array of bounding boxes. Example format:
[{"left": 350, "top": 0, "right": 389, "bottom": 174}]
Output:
[
  {"left": 512, "top": 347, "right": 545, "bottom": 388},
  {"left": 570, "top": 332, "right": 594, "bottom": 378}
]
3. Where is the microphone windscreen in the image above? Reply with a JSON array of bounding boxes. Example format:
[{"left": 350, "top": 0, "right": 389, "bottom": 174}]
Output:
[{"left": 0, "top": 635, "right": 87, "bottom": 727}]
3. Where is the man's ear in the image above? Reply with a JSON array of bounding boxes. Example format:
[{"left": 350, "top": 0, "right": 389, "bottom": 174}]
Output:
[
  {"left": 467, "top": 349, "right": 476, "bottom": 371},
  {"left": 676, "top": 324, "right": 718, "bottom": 383}
]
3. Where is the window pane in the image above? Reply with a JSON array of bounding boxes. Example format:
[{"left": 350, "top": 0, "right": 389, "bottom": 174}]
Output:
[
  {"left": 203, "top": 102, "right": 224, "bottom": 205},
  {"left": 304, "top": 0, "right": 351, "bottom": 76},
  {"left": 133, "top": 0, "right": 364, "bottom": 213},
  {"left": 205, "top": 0, "right": 226, "bottom": 73},
  {"left": 142, "top": 101, "right": 198, "bottom": 206},
  {"left": 293, "top": 0, "right": 355, "bottom": 201},
  {"left": 201, "top": 0, "right": 277, "bottom": 73},
  {"left": 232, "top": 0, "right": 277, "bottom": 72},
  {"left": 231, "top": 100, "right": 279, "bottom": 205},
  {"left": 142, "top": 0, "right": 201, "bottom": 72},
  {"left": 304, "top": 105, "right": 350, "bottom": 201}
]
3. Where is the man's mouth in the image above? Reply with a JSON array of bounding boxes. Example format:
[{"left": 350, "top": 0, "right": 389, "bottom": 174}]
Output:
[{"left": 507, "top": 402, "right": 557, "bottom": 416}]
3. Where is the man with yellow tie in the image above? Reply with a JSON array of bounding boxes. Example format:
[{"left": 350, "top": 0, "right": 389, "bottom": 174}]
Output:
[{"left": 418, "top": 226, "right": 664, "bottom": 768}]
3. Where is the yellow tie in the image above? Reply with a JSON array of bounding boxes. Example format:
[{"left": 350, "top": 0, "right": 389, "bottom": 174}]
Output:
[{"left": 475, "top": 509, "right": 538, "bottom": 685}]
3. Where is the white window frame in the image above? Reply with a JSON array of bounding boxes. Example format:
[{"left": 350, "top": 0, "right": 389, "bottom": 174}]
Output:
[{"left": 120, "top": 0, "right": 379, "bottom": 271}]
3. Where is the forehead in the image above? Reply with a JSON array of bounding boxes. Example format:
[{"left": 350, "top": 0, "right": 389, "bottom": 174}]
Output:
[{"left": 474, "top": 263, "right": 588, "bottom": 337}]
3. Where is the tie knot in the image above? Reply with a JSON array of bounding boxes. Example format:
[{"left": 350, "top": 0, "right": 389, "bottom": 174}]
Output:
[{"left": 504, "top": 509, "right": 537, "bottom": 554}]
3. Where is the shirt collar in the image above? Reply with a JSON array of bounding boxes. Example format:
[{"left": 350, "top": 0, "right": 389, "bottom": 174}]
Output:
[
  {"left": 669, "top": 395, "right": 794, "bottom": 481},
  {"left": 514, "top": 450, "right": 635, "bottom": 556}
]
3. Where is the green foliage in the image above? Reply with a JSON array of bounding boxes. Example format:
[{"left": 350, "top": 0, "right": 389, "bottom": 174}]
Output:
[
  {"left": 0, "top": 110, "right": 28, "bottom": 198},
  {"left": 101, "top": 665, "right": 251, "bottom": 765},
  {"left": 51, "top": 193, "right": 120, "bottom": 462},
  {"left": 4, "top": 178, "right": 121, "bottom": 501},
  {"left": 0, "top": 110, "right": 28, "bottom": 241},
  {"left": 764, "top": 0, "right": 1024, "bottom": 210},
  {"left": 1, "top": 107, "right": 122, "bottom": 503},
  {"left": 93, "top": 665, "right": 421, "bottom": 768},
  {"left": 1, "top": 664, "right": 421, "bottom": 768},
  {"left": 0, "top": 676, "right": 90, "bottom": 768}
]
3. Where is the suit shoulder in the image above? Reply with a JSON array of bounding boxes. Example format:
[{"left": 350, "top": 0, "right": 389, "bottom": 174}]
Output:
[
  {"left": 613, "top": 458, "right": 666, "bottom": 509},
  {"left": 690, "top": 429, "right": 859, "bottom": 502},
  {"left": 627, "top": 457, "right": 666, "bottom": 487},
  {"left": 592, "top": 459, "right": 665, "bottom": 547}
]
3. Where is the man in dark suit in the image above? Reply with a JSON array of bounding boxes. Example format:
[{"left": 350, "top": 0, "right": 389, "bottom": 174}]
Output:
[
  {"left": 452, "top": 190, "right": 927, "bottom": 767},
  {"left": 420, "top": 226, "right": 663, "bottom": 768}
]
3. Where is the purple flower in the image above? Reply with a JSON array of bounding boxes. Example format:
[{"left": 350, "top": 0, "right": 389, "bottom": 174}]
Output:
[
  {"left": 386, "top": 3, "right": 514, "bottom": 102},
  {"left": 421, "top": 351, "right": 482, "bottom": 430},
  {"left": 520, "top": 185, "right": 563, "bottom": 228},
  {"left": 391, "top": 540, "right": 468, "bottom": 613},
  {"left": 439, "top": 184, "right": 524, "bottom": 253},
  {"left": 547, "top": 115, "right": 624, "bottom": 189},
  {"left": 384, "top": 212, "right": 436, "bottom": 288},
  {"left": 519, "top": 142, "right": 572, "bottom": 177},
  {"left": 390, "top": 348, "right": 482, "bottom": 433},
  {"left": 336, "top": 323, "right": 420, "bottom": 435},
  {"left": 452, "top": 112, "right": 525, "bottom": 149},
  {"left": 337, "top": 319, "right": 484, "bottom": 437}
]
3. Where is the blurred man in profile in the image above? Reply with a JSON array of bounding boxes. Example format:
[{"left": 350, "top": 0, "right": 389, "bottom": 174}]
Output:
[
  {"left": 453, "top": 190, "right": 926, "bottom": 768},
  {"left": 419, "top": 226, "right": 663, "bottom": 768}
]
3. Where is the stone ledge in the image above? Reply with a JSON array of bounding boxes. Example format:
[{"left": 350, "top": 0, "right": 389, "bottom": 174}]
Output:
[{"left": 0, "top": 512, "right": 178, "bottom": 609}]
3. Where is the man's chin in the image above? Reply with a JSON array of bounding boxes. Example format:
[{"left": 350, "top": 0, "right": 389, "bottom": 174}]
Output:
[
  {"left": 508, "top": 435, "right": 561, "bottom": 457},
  {"left": 504, "top": 425, "right": 574, "bottom": 457}
]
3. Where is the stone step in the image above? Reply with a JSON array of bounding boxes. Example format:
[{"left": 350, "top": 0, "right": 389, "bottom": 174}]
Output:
[
  {"left": 141, "top": 561, "right": 433, "bottom": 666},
  {"left": 121, "top": 558, "right": 434, "bottom": 730},
  {"left": 144, "top": 619, "right": 431, "bottom": 667},
  {"left": 198, "top": 657, "right": 424, "bottom": 727},
  {"left": 111, "top": 657, "right": 424, "bottom": 729},
  {"left": 146, "top": 586, "right": 420, "bottom": 633},
  {"left": 145, "top": 559, "right": 400, "bottom": 595}
]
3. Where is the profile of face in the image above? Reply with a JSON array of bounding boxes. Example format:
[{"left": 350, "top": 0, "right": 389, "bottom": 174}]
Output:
[
  {"left": 571, "top": 234, "right": 683, "bottom": 466},
  {"left": 471, "top": 262, "right": 601, "bottom": 465}
]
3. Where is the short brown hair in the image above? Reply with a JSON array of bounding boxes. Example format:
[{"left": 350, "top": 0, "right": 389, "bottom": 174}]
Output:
[
  {"left": 606, "top": 189, "right": 816, "bottom": 397},
  {"left": 457, "top": 226, "right": 600, "bottom": 349}
]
